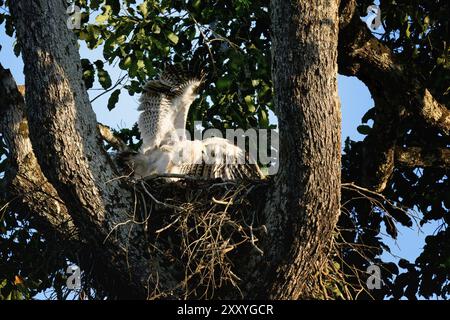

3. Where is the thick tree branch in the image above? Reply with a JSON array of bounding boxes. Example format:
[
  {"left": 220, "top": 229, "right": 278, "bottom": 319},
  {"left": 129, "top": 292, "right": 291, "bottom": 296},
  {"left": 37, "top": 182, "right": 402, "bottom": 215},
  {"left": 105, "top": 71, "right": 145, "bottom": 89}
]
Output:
[
  {"left": 338, "top": 4, "right": 449, "bottom": 192},
  {"left": 0, "top": 64, "right": 77, "bottom": 240},
  {"left": 258, "top": 0, "right": 341, "bottom": 299},
  {"left": 395, "top": 147, "right": 450, "bottom": 168},
  {"left": 98, "top": 123, "right": 131, "bottom": 152},
  {"left": 8, "top": 0, "right": 178, "bottom": 298},
  {"left": 338, "top": 5, "right": 449, "bottom": 136},
  {"left": 10, "top": 0, "right": 128, "bottom": 226}
]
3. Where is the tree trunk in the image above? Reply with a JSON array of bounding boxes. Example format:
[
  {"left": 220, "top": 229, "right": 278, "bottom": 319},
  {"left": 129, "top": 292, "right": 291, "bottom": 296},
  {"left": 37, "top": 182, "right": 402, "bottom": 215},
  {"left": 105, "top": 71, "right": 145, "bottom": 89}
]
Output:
[
  {"left": 8, "top": 0, "right": 171, "bottom": 298},
  {"left": 260, "top": 0, "right": 341, "bottom": 299}
]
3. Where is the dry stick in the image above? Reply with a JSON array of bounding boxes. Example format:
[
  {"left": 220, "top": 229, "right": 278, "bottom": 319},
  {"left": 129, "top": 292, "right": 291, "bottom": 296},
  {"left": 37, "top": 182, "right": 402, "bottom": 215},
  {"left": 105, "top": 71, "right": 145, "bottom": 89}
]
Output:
[
  {"left": 155, "top": 216, "right": 181, "bottom": 234},
  {"left": 90, "top": 74, "right": 128, "bottom": 104},
  {"left": 140, "top": 181, "right": 183, "bottom": 210}
]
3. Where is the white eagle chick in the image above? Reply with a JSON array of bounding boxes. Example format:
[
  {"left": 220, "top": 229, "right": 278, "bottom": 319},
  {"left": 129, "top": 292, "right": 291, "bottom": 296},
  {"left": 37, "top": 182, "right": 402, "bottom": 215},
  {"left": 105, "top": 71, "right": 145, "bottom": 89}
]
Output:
[{"left": 127, "top": 65, "right": 263, "bottom": 180}]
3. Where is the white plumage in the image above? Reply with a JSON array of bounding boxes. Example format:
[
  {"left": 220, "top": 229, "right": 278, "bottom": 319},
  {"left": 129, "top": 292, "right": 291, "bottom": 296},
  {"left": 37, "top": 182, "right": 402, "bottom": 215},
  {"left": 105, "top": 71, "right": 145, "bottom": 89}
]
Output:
[
  {"left": 138, "top": 89, "right": 177, "bottom": 153},
  {"left": 127, "top": 66, "right": 264, "bottom": 180}
]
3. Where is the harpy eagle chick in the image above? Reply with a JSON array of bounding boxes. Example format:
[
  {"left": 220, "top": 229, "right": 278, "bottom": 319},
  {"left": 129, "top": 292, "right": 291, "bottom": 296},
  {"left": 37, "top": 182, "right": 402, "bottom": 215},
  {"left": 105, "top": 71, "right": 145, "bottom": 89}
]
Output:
[{"left": 124, "top": 66, "right": 264, "bottom": 180}]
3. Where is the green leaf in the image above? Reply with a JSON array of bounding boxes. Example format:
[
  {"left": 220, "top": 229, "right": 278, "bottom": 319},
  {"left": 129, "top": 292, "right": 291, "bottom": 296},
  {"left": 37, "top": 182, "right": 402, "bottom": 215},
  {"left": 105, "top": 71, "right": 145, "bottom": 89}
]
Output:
[
  {"left": 166, "top": 32, "right": 179, "bottom": 44},
  {"left": 5, "top": 16, "right": 14, "bottom": 37},
  {"left": 96, "top": 5, "right": 112, "bottom": 24},
  {"left": 357, "top": 125, "right": 371, "bottom": 135},
  {"left": 98, "top": 69, "right": 112, "bottom": 89},
  {"left": 106, "top": 0, "right": 121, "bottom": 15},
  {"left": 137, "top": 59, "right": 145, "bottom": 69},
  {"left": 96, "top": 14, "right": 109, "bottom": 24},
  {"left": 259, "top": 109, "right": 269, "bottom": 128},
  {"left": 116, "top": 35, "right": 127, "bottom": 45},
  {"left": 244, "top": 95, "right": 256, "bottom": 112},
  {"left": 216, "top": 77, "right": 232, "bottom": 90},
  {"left": 138, "top": 3, "right": 148, "bottom": 18},
  {"left": 405, "top": 23, "right": 411, "bottom": 38},
  {"left": 436, "top": 57, "right": 445, "bottom": 65},
  {"left": 107, "top": 89, "right": 121, "bottom": 111},
  {"left": 123, "top": 55, "right": 133, "bottom": 69},
  {"left": 152, "top": 23, "right": 161, "bottom": 34},
  {"left": 94, "top": 60, "right": 104, "bottom": 69},
  {"left": 193, "top": 0, "right": 202, "bottom": 10},
  {"left": 13, "top": 42, "right": 21, "bottom": 57},
  {"left": 90, "top": 0, "right": 103, "bottom": 9},
  {"left": 361, "top": 107, "right": 375, "bottom": 123},
  {"left": 81, "top": 59, "right": 95, "bottom": 89},
  {"left": 423, "top": 15, "right": 430, "bottom": 31}
]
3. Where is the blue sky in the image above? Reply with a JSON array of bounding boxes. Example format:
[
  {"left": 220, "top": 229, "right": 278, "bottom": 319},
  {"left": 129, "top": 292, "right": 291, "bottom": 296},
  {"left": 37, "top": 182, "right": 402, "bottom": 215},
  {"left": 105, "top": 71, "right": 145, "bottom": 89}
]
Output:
[{"left": 0, "top": 17, "right": 438, "bottom": 294}]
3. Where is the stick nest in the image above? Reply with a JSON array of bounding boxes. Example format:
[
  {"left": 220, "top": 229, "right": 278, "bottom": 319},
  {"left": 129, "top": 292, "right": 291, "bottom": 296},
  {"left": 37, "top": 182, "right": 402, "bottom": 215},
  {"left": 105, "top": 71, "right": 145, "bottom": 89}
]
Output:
[{"left": 133, "top": 176, "right": 269, "bottom": 299}]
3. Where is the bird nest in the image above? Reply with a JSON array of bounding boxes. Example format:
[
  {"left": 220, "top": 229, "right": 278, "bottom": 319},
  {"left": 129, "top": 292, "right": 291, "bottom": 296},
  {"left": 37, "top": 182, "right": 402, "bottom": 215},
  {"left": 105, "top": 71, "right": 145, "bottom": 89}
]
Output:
[
  {"left": 129, "top": 175, "right": 269, "bottom": 299},
  {"left": 113, "top": 176, "right": 387, "bottom": 300}
]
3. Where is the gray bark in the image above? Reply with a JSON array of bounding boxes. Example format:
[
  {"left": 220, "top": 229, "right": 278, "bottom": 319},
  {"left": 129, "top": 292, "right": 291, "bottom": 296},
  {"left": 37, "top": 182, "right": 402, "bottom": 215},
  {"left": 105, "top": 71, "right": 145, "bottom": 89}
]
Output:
[
  {"left": 8, "top": 0, "right": 162, "bottom": 298},
  {"left": 0, "top": 65, "right": 77, "bottom": 241},
  {"left": 262, "top": 0, "right": 341, "bottom": 299}
]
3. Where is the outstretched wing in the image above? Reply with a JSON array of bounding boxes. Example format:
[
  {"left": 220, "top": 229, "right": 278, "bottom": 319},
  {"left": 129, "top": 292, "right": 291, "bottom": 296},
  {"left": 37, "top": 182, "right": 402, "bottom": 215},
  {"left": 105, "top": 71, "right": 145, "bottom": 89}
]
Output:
[
  {"left": 138, "top": 79, "right": 176, "bottom": 153},
  {"left": 160, "top": 65, "right": 203, "bottom": 137},
  {"left": 138, "top": 66, "right": 203, "bottom": 153}
]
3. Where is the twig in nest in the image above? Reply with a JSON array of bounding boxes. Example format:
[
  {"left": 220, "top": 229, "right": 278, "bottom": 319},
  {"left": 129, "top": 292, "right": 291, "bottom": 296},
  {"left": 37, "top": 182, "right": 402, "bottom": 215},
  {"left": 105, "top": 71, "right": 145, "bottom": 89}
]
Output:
[
  {"left": 212, "top": 197, "right": 233, "bottom": 205},
  {"left": 127, "top": 178, "right": 269, "bottom": 299},
  {"left": 140, "top": 181, "right": 183, "bottom": 210},
  {"left": 249, "top": 225, "right": 264, "bottom": 256},
  {"left": 155, "top": 216, "right": 181, "bottom": 234}
]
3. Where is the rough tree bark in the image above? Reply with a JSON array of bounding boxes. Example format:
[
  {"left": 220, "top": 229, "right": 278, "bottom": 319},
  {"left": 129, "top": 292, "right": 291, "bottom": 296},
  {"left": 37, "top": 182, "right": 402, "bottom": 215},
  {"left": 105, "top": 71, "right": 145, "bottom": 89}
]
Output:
[
  {"left": 261, "top": 0, "right": 341, "bottom": 299},
  {"left": 0, "top": 66, "right": 77, "bottom": 242},
  {"left": 3, "top": 0, "right": 341, "bottom": 299},
  {"left": 8, "top": 0, "right": 178, "bottom": 298}
]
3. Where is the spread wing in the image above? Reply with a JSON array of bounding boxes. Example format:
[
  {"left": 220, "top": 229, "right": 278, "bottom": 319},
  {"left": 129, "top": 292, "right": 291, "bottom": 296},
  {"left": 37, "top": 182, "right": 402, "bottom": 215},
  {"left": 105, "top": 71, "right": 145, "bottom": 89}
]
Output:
[
  {"left": 138, "top": 79, "right": 177, "bottom": 153},
  {"left": 161, "top": 65, "right": 203, "bottom": 137},
  {"left": 138, "top": 66, "right": 203, "bottom": 153},
  {"left": 136, "top": 65, "right": 264, "bottom": 181}
]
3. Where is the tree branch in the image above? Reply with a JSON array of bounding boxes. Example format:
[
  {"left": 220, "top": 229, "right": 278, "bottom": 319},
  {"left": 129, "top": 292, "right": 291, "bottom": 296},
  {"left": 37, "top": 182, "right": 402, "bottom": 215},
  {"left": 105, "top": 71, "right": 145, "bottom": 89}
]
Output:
[
  {"left": 338, "top": 6, "right": 449, "bottom": 136},
  {"left": 395, "top": 147, "right": 450, "bottom": 168},
  {"left": 338, "top": 3, "right": 449, "bottom": 192},
  {"left": 97, "top": 123, "right": 131, "bottom": 152},
  {"left": 8, "top": 0, "right": 176, "bottom": 298},
  {"left": 0, "top": 64, "right": 78, "bottom": 240},
  {"left": 260, "top": 0, "right": 341, "bottom": 299}
]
